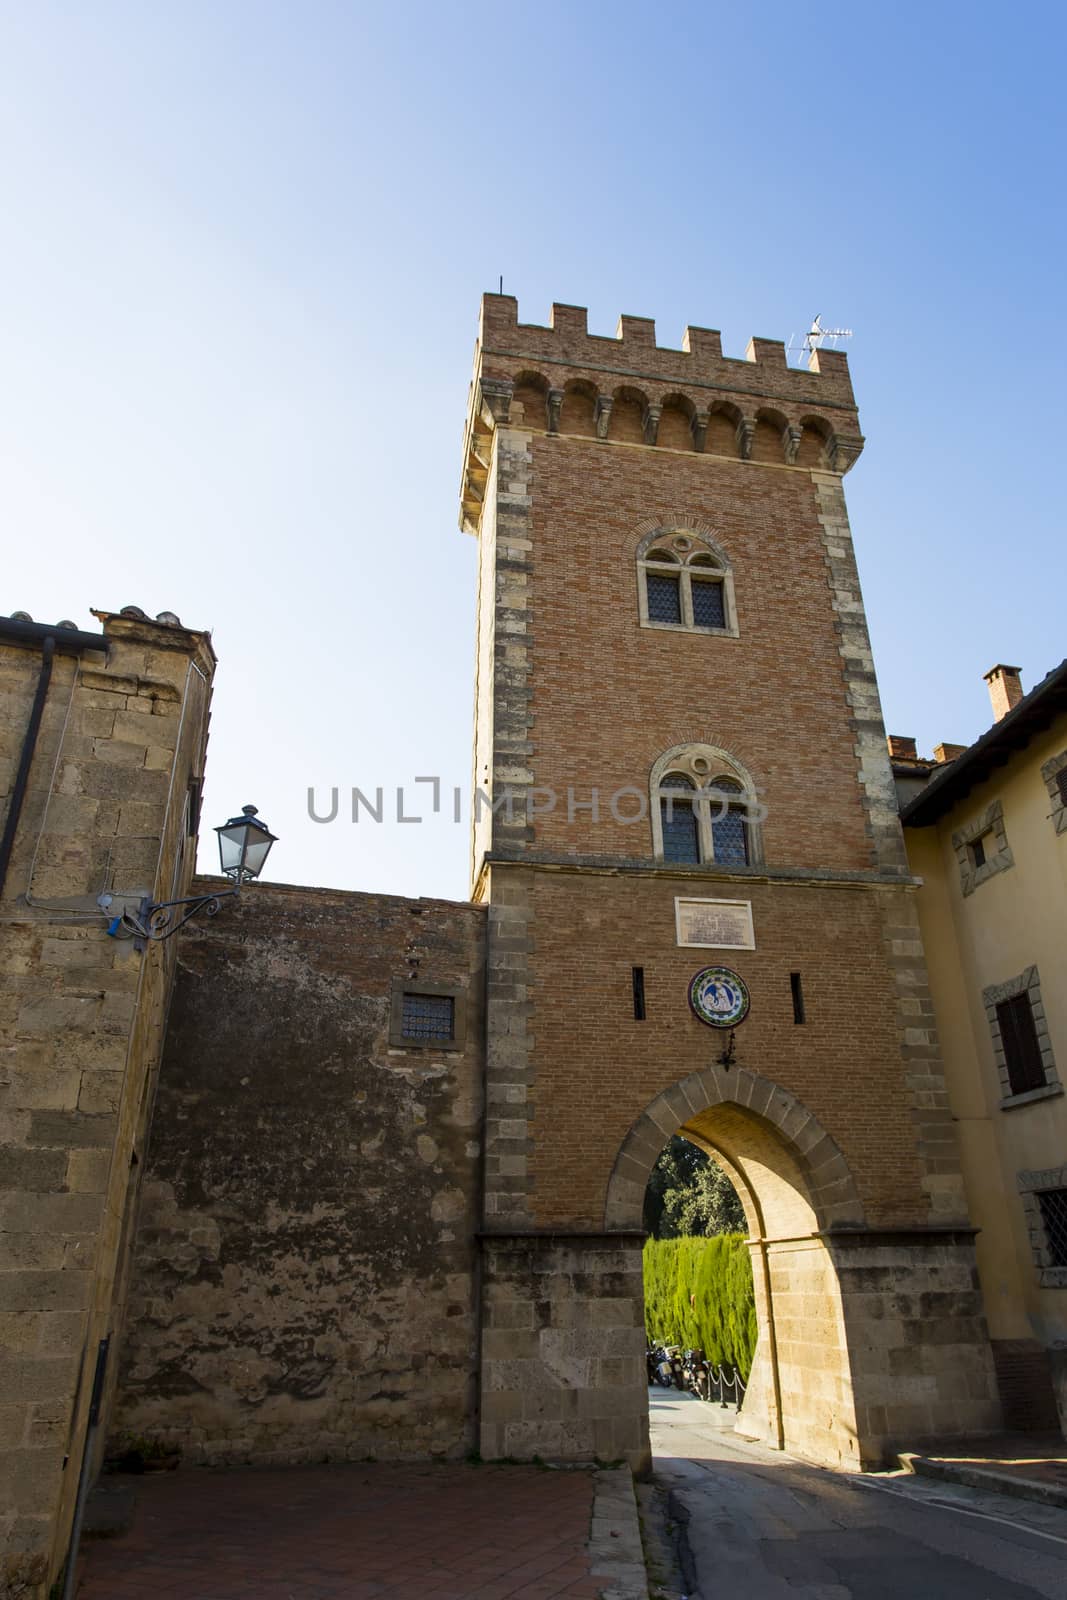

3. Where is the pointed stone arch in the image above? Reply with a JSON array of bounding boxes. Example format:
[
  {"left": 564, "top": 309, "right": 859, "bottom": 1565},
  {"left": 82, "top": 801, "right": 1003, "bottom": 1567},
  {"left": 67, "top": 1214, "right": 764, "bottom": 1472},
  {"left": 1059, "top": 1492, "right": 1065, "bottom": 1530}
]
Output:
[
  {"left": 604, "top": 1064, "right": 865, "bottom": 1233},
  {"left": 608, "top": 1066, "right": 869, "bottom": 1467}
]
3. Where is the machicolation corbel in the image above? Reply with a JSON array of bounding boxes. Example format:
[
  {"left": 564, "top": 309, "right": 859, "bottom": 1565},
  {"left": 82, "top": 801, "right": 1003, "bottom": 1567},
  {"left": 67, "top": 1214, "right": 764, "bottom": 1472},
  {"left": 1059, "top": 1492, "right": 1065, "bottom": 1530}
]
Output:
[{"left": 480, "top": 377, "right": 514, "bottom": 428}]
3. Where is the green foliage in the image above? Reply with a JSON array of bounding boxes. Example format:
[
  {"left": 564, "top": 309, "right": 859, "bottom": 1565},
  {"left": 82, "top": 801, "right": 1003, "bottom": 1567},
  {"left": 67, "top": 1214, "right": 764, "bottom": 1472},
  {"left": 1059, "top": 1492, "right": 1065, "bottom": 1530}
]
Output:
[
  {"left": 642, "top": 1234, "right": 757, "bottom": 1379},
  {"left": 643, "top": 1135, "right": 746, "bottom": 1238}
]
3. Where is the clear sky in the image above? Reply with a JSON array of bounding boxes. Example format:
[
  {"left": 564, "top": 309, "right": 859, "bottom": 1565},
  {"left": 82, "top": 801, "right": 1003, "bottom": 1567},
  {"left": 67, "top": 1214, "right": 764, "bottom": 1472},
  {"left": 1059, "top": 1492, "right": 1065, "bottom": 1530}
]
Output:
[{"left": 2, "top": 1, "right": 1064, "bottom": 901}]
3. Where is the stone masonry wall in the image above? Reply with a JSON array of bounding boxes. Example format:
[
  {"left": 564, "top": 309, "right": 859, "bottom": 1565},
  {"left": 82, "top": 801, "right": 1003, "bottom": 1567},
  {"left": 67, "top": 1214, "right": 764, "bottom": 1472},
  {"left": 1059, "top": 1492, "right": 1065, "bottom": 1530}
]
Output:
[
  {"left": 110, "top": 881, "right": 486, "bottom": 1466},
  {"left": 0, "top": 610, "right": 213, "bottom": 1599},
  {"left": 479, "top": 1235, "right": 648, "bottom": 1474}
]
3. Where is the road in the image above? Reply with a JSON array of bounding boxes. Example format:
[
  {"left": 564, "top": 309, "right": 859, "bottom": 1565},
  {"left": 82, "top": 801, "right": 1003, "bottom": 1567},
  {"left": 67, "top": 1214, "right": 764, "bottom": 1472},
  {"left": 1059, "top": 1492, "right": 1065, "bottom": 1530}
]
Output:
[{"left": 649, "top": 1387, "right": 1067, "bottom": 1599}]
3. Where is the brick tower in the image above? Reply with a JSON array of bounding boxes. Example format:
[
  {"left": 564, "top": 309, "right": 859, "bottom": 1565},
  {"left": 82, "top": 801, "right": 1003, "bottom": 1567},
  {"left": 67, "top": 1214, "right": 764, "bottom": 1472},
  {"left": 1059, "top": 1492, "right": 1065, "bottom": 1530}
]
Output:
[{"left": 460, "top": 295, "right": 999, "bottom": 1470}]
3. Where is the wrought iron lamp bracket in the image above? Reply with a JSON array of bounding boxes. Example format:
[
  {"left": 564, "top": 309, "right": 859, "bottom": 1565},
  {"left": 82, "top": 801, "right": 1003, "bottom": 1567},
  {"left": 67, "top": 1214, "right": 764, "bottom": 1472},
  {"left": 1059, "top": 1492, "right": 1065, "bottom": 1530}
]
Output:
[
  {"left": 138, "top": 887, "right": 239, "bottom": 941},
  {"left": 105, "top": 887, "right": 240, "bottom": 945}
]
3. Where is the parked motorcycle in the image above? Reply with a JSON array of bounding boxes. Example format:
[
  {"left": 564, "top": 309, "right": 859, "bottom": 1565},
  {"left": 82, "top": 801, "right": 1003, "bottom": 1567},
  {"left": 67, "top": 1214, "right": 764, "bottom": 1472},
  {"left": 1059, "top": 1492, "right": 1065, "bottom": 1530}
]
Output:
[
  {"left": 647, "top": 1344, "right": 675, "bottom": 1387},
  {"left": 683, "top": 1347, "right": 711, "bottom": 1401}
]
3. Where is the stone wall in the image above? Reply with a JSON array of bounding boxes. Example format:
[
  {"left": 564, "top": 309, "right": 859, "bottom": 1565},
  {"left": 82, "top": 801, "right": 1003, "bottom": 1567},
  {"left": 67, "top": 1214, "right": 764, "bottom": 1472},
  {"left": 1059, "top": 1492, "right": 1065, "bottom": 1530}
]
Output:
[
  {"left": 110, "top": 881, "right": 486, "bottom": 1466},
  {"left": 832, "top": 1233, "right": 1000, "bottom": 1459},
  {"left": 0, "top": 609, "right": 214, "bottom": 1598},
  {"left": 479, "top": 1234, "right": 648, "bottom": 1473}
]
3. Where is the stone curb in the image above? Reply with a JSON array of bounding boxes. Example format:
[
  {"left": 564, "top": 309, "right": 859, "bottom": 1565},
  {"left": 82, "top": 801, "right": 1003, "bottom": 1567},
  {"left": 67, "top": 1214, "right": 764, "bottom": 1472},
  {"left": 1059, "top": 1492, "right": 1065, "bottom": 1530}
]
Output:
[
  {"left": 589, "top": 1466, "right": 650, "bottom": 1600},
  {"left": 897, "top": 1452, "right": 1067, "bottom": 1510}
]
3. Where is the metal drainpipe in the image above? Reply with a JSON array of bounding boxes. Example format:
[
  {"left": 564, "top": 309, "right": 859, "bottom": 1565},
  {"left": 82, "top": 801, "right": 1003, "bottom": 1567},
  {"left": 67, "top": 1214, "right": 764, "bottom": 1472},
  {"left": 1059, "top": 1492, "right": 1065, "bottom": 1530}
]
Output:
[{"left": 0, "top": 634, "right": 56, "bottom": 898}]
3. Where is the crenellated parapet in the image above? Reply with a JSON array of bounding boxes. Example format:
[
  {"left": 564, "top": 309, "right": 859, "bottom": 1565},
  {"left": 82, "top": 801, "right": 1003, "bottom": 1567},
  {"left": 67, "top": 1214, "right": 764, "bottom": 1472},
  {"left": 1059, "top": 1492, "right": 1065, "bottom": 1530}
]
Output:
[{"left": 460, "top": 294, "right": 864, "bottom": 533}]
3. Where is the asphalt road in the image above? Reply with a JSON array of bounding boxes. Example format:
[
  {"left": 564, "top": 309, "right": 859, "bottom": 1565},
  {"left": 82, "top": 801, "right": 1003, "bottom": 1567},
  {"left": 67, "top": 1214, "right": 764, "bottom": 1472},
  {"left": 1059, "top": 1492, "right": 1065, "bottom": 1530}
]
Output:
[{"left": 649, "top": 1387, "right": 1067, "bottom": 1599}]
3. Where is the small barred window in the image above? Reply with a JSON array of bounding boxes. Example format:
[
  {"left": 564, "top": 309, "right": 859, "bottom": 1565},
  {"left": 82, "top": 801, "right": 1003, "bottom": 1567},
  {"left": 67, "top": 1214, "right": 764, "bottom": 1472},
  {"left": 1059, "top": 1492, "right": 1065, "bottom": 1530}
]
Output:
[
  {"left": 401, "top": 992, "right": 455, "bottom": 1042},
  {"left": 1037, "top": 1190, "right": 1067, "bottom": 1268}
]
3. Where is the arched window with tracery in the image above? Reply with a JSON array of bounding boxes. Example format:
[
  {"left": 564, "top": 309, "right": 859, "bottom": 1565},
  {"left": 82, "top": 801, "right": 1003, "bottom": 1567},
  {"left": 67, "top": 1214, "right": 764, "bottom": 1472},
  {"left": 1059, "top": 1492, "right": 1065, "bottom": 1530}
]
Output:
[
  {"left": 650, "top": 746, "right": 762, "bottom": 866},
  {"left": 636, "top": 530, "right": 738, "bottom": 637}
]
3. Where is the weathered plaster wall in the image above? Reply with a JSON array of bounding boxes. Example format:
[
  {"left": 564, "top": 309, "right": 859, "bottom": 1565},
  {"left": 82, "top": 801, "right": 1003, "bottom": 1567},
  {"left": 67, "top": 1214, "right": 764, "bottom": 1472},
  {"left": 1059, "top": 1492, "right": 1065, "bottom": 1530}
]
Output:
[
  {"left": 905, "top": 716, "right": 1067, "bottom": 1433},
  {"left": 111, "top": 881, "right": 486, "bottom": 1466}
]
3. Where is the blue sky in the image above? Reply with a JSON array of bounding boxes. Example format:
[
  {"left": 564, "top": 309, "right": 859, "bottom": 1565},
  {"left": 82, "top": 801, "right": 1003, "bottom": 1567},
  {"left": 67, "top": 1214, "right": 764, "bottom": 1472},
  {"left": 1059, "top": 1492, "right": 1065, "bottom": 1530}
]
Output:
[{"left": 2, "top": 1, "right": 1064, "bottom": 899}]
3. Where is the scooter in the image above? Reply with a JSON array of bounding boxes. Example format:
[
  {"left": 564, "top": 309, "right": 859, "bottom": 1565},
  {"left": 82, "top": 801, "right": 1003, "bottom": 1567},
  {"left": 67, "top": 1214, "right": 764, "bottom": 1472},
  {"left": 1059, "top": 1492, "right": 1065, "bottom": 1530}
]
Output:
[{"left": 684, "top": 1347, "right": 711, "bottom": 1401}]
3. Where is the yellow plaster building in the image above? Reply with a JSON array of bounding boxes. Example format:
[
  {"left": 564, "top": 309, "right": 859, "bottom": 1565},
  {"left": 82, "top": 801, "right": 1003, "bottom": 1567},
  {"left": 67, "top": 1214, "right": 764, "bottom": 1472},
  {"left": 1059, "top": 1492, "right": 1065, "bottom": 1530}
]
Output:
[{"left": 897, "top": 661, "right": 1067, "bottom": 1436}]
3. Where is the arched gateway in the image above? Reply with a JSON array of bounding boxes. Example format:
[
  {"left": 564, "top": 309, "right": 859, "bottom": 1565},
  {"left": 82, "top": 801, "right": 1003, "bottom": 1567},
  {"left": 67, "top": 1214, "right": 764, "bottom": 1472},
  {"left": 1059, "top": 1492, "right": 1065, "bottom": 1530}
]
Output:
[{"left": 607, "top": 1067, "right": 865, "bottom": 1467}]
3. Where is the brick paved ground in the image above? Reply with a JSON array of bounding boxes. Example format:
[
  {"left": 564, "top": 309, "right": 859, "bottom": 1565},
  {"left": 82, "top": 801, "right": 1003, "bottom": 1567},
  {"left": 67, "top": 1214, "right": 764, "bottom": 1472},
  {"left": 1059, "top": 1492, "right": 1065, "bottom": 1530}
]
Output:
[{"left": 77, "top": 1461, "right": 604, "bottom": 1599}]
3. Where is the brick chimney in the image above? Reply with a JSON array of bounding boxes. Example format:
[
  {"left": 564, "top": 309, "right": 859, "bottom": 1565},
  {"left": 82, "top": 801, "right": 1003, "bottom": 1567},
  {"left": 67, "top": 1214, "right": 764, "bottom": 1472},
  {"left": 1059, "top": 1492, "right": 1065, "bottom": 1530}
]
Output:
[
  {"left": 933, "top": 742, "right": 967, "bottom": 764},
  {"left": 983, "top": 664, "right": 1023, "bottom": 722},
  {"left": 887, "top": 734, "right": 918, "bottom": 761}
]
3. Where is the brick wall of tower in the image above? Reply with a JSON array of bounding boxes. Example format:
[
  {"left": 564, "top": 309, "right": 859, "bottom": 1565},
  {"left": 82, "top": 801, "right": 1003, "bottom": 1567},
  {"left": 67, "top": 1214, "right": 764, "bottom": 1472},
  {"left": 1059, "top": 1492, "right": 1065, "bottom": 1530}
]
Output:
[
  {"left": 520, "top": 870, "right": 930, "bottom": 1230},
  {"left": 521, "top": 434, "right": 879, "bottom": 871}
]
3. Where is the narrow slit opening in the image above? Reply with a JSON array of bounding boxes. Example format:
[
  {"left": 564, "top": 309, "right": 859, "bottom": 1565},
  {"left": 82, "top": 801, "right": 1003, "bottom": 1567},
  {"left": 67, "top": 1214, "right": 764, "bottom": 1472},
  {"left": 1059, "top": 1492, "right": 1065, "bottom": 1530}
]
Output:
[
  {"left": 632, "top": 966, "right": 646, "bottom": 1022},
  {"left": 790, "top": 972, "right": 805, "bottom": 1025}
]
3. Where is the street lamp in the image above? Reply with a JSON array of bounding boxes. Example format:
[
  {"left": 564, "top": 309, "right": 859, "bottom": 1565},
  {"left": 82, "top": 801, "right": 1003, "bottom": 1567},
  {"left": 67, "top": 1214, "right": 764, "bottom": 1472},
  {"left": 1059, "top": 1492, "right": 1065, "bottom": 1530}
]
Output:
[
  {"left": 104, "top": 805, "right": 277, "bottom": 943},
  {"left": 214, "top": 805, "right": 278, "bottom": 885}
]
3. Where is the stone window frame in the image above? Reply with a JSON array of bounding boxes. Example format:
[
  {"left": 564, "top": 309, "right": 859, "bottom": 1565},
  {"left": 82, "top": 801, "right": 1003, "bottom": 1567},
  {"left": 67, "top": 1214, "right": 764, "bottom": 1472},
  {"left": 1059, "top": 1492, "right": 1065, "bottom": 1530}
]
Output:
[
  {"left": 951, "top": 797, "right": 1013, "bottom": 896},
  {"left": 635, "top": 528, "right": 739, "bottom": 640},
  {"left": 388, "top": 979, "right": 467, "bottom": 1052},
  {"left": 649, "top": 743, "right": 765, "bottom": 867},
  {"left": 1040, "top": 749, "right": 1067, "bottom": 836},
  {"left": 983, "top": 965, "right": 1061, "bottom": 1108},
  {"left": 1017, "top": 1164, "right": 1067, "bottom": 1288}
]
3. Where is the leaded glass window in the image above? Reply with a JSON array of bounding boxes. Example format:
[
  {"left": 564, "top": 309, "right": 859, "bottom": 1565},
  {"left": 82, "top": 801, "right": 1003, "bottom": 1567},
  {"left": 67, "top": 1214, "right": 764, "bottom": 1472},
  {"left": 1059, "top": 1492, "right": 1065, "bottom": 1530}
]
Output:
[
  {"left": 652, "top": 764, "right": 758, "bottom": 870},
  {"left": 646, "top": 572, "right": 682, "bottom": 624},
  {"left": 401, "top": 992, "right": 455, "bottom": 1042},
  {"left": 691, "top": 579, "right": 726, "bottom": 629},
  {"left": 659, "top": 773, "right": 699, "bottom": 863},
  {"left": 710, "top": 778, "right": 749, "bottom": 865},
  {"left": 661, "top": 800, "right": 700, "bottom": 862},
  {"left": 638, "top": 535, "right": 732, "bottom": 633}
]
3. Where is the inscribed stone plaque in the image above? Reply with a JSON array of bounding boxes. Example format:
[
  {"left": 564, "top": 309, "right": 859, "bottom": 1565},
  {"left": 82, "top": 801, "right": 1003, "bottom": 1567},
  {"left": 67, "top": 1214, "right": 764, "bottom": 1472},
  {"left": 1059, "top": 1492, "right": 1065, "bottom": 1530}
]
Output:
[{"left": 675, "top": 897, "right": 755, "bottom": 950}]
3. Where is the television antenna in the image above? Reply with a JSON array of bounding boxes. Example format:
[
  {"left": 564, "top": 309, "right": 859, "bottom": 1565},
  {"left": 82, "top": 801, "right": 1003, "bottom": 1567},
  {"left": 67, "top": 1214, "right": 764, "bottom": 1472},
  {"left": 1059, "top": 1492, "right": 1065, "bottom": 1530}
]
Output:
[{"left": 787, "top": 314, "right": 853, "bottom": 366}]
